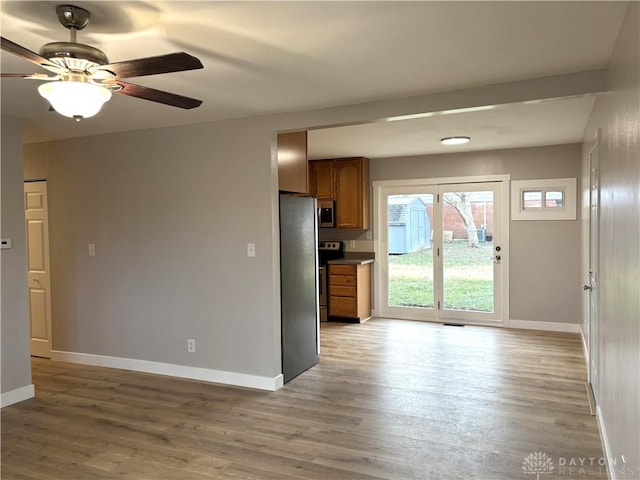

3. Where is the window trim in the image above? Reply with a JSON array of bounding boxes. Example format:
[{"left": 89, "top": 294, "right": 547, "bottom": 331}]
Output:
[{"left": 511, "top": 178, "right": 576, "bottom": 220}]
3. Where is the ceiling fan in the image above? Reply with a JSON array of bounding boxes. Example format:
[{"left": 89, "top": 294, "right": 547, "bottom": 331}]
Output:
[{"left": 1, "top": 4, "right": 203, "bottom": 120}]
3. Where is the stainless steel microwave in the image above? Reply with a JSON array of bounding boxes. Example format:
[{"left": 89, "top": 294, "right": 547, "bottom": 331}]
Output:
[{"left": 317, "top": 199, "right": 335, "bottom": 228}]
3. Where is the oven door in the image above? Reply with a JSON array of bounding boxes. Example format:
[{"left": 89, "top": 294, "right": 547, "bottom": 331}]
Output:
[{"left": 318, "top": 266, "right": 327, "bottom": 321}]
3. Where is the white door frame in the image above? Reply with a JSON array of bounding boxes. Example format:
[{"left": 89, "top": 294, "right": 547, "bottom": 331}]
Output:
[{"left": 373, "top": 174, "right": 510, "bottom": 326}]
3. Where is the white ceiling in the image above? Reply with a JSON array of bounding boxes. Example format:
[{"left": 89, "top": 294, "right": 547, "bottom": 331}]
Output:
[
  {"left": 1, "top": 1, "right": 628, "bottom": 157},
  {"left": 308, "top": 95, "right": 597, "bottom": 159}
]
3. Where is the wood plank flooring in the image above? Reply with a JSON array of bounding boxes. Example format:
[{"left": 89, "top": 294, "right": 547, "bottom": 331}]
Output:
[{"left": 2, "top": 319, "right": 607, "bottom": 479}]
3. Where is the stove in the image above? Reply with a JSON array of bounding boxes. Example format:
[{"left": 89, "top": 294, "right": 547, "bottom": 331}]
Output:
[
  {"left": 318, "top": 241, "right": 343, "bottom": 322},
  {"left": 318, "top": 241, "right": 344, "bottom": 266}
]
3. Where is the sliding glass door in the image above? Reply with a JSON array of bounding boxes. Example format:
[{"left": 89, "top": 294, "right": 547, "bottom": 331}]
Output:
[
  {"left": 387, "top": 191, "right": 436, "bottom": 310},
  {"left": 379, "top": 181, "right": 505, "bottom": 324}
]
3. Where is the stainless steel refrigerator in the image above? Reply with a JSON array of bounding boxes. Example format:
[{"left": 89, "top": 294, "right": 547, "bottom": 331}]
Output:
[{"left": 279, "top": 194, "right": 319, "bottom": 383}]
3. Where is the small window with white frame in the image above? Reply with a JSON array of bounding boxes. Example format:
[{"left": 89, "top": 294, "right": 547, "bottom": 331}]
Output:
[
  {"left": 521, "top": 189, "right": 565, "bottom": 210},
  {"left": 512, "top": 178, "right": 576, "bottom": 220}
]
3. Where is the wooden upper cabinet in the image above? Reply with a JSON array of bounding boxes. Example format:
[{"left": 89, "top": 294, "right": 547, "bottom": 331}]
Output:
[
  {"left": 277, "top": 131, "right": 308, "bottom": 194},
  {"left": 309, "top": 160, "right": 335, "bottom": 199},
  {"left": 309, "top": 157, "right": 370, "bottom": 229},
  {"left": 335, "top": 157, "right": 370, "bottom": 229}
]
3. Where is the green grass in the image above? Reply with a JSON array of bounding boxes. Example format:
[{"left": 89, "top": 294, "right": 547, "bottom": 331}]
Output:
[
  {"left": 389, "top": 276, "right": 435, "bottom": 308},
  {"left": 389, "top": 241, "right": 494, "bottom": 312}
]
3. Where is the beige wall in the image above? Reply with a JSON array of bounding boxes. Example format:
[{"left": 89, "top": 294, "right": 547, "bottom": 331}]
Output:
[
  {"left": 581, "top": 2, "right": 639, "bottom": 476},
  {"left": 25, "top": 122, "right": 281, "bottom": 378},
  {"left": 1, "top": 117, "right": 33, "bottom": 397},
  {"left": 370, "top": 143, "right": 583, "bottom": 325},
  {"left": 23, "top": 142, "right": 50, "bottom": 180}
]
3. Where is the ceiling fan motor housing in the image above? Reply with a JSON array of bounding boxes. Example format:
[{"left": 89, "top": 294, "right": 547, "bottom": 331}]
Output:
[
  {"left": 39, "top": 41, "right": 109, "bottom": 69},
  {"left": 40, "top": 5, "right": 109, "bottom": 71}
]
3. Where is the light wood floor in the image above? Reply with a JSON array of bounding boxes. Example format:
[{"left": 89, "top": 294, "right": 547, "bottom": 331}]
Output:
[{"left": 2, "top": 319, "right": 606, "bottom": 479}]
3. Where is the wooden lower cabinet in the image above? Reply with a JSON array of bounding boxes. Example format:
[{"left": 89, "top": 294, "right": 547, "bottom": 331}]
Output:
[{"left": 328, "top": 263, "right": 372, "bottom": 322}]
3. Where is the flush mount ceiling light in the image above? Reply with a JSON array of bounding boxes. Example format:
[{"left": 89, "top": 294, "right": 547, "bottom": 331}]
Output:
[
  {"left": 441, "top": 136, "right": 471, "bottom": 146},
  {"left": 1, "top": 4, "right": 203, "bottom": 121}
]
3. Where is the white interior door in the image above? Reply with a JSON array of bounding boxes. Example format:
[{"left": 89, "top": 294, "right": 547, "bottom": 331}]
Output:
[
  {"left": 586, "top": 138, "right": 600, "bottom": 403},
  {"left": 24, "top": 181, "right": 53, "bottom": 358}
]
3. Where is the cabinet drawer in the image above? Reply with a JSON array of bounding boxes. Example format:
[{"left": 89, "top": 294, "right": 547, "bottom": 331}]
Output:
[
  {"left": 331, "top": 285, "right": 356, "bottom": 297},
  {"left": 329, "top": 296, "right": 357, "bottom": 317},
  {"left": 329, "top": 264, "right": 356, "bottom": 276},
  {"left": 330, "top": 275, "right": 355, "bottom": 286}
]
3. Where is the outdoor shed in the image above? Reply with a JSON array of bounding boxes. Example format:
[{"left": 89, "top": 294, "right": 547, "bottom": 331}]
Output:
[{"left": 388, "top": 196, "right": 431, "bottom": 254}]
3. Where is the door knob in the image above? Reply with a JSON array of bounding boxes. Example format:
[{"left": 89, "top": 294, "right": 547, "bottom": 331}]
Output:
[{"left": 583, "top": 284, "right": 592, "bottom": 291}]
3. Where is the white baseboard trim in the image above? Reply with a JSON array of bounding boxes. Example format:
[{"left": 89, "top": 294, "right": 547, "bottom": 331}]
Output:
[
  {"left": 596, "top": 405, "right": 617, "bottom": 480},
  {"left": 509, "top": 319, "right": 581, "bottom": 333},
  {"left": 1, "top": 384, "right": 35, "bottom": 408},
  {"left": 51, "top": 351, "right": 284, "bottom": 392}
]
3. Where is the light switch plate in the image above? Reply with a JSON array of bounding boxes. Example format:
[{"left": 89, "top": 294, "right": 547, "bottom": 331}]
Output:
[
  {"left": 247, "top": 243, "right": 256, "bottom": 257},
  {"left": 0, "top": 238, "right": 12, "bottom": 249}
]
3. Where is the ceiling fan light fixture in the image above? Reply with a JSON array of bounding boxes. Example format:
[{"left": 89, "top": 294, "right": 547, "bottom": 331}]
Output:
[
  {"left": 441, "top": 136, "right": 471, "bottom": 146},
  {"left": 38, "top": 81, "right": 112, "bottom": 119}
]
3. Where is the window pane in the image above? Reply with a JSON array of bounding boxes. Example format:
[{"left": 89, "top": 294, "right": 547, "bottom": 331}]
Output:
[
  {"left": 442, "top": 190, "right": 494, "bottom": 313},
  {"left": 523, "top": 191, "right": 542, "bottom": 209},
  {"left": 387, "top": 194, "right": 434, "bottom": 308},
  {"left": 545, "top": 190, "right": 564, "bottom": 208}
]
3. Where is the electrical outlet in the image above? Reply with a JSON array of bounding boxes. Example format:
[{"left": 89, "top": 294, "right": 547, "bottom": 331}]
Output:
[
  {"left": 88, "top": 243, "right": 96, "bottom": 257},
  {"left": 349, "top": 240, "right": 356, "bottom": 248},
  {"left": 187, "top": 339, "right": 195, "bottom": 353}
]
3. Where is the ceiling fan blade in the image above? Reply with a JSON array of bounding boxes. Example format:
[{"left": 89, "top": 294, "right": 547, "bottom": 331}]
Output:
[
  {"left": 1, "top": 36, "right": 58, "bottom": 70},
  {"left": 116, "top": 81, "right": 202, "bottom": 109},
  {"left": 97, "top": 52, "right": 203, "bottom": 79},
  {"left": 1, "top": 73, "right": 59, "bottom": 80}
]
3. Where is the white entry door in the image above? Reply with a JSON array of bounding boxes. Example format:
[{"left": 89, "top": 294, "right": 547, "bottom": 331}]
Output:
[
  {"left": 439, "top": 182, "right": 504, "bottom": 324},
  {"left": 24, "top": 181, "right": 53, "bottom": 358}
]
